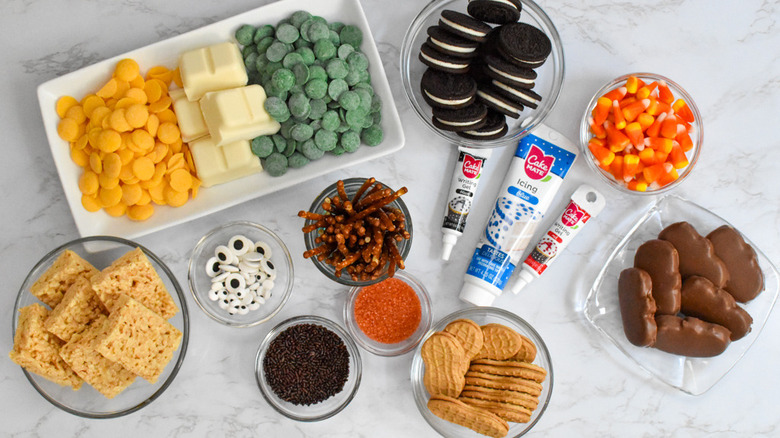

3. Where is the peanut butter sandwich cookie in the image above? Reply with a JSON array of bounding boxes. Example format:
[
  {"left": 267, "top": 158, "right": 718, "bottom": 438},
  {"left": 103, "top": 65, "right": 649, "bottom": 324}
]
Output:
[
  {"left": 511, "top": 333, "right": 537, "bottom": 362},
  {"left": 475, "top": 323, "right": 523, "bottom": 360},
  {"left": 444, "top": 318, "right": 485, "bottom": 360},
  {"left": 428, "top": 395, "right": 510, "bottom": 438},
  {"left": 422, "top": 331, "right": 468, "bottom": 397},
  {"left": 464, "top": 372, "right": 543, "bottom": 396},
  {"left": 460, "top": 386, "right": 540, "bottom": 411},
  {"left": 470, "top": 359, "right": 547, "bottom": 383},
  {"left": 459, "top": 396, "right": 534, "bottom": 423}
]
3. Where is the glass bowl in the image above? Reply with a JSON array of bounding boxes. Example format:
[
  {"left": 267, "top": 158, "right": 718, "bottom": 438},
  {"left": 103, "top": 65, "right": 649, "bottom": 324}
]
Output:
[
  {"left": 579, "top": 72, "right": 703, "bottom": 195},
  {"left": 410, "top": 307, "right": 553, "bottom": 438},
  {"left": 188, "top": 221, "right": 294, "bottom": 328},
  {"left": 343, "top": 270, "right": 433, "bottom": 356},
  {"left": 254, "top": 315, "right": 362, "bottom": 421},
  {"left": 583, "top": 195, "right": 779, "bottom": 395},
  {"left": 302, "top": 177, "right": 413, "bottom": 286},
  {"left": 12, "top": 236, "right": 189, "bottom": 418},
  {"left": 400, "top": 0, "right": 565, "bottom": 149}
]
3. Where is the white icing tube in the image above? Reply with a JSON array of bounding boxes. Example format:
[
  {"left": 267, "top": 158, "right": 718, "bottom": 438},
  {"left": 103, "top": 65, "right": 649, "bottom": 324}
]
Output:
[
  {"left": 509, "top": 184, "right": 606, "bottom": 294},
  {"left": 459, "top": 125, "right": 578, "bottom": 306},
  {"left": 442, "top": 146, "right": 493, "bottom": 260}
]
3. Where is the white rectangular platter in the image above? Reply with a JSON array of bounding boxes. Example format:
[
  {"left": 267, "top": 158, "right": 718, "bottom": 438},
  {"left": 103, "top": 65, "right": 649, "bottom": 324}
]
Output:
[{"left": 37, "top": 0, "right": 405, "bottom": 239}]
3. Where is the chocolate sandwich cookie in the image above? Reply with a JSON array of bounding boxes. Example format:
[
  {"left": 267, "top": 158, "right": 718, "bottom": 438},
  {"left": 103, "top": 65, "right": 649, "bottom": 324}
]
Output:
[
  {"left": 497, "top": 22, "right": 552, "bottom": 69},
  {"left": 457, "top": 109, "right": 508, "bottom": 140},
  {"left": 426, "top": 26, "right": 480, "bottom": 59},
  {"left": 420, "top": 68, "right": 477, "bottom": 109},
  {"left": 419, "top": 42, "right": 471, "bottom": 74},
  {"left": 483, "top": 54, "right": 537, "bottom": 89},
  {"left": 476, "top": 84, "right": 523, "bottom": 118},
  {"left": 467, "top": 0, "right": 522, "bottom": 25},
  {"left": 491, "top": 79, "right": 542, "bottom": 109},
  {"left": 432, "top": 103, "right": 488, "bottom": 132},
  {"left": 439, "top": 10, "right": 492, "bottom": 43}
]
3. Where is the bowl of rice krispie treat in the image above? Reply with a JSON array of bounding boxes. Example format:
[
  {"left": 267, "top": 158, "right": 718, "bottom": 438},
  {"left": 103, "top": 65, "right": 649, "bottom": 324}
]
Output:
[{"left": 9, "top": 236, "right": 189, "bottom": 418}]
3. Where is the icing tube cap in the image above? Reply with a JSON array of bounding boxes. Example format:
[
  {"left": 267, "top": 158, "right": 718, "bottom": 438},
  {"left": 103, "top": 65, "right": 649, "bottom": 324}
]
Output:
[
  {"left": 441, "top": 233, "right": 459, "bottom": 261},
  {"left": 509, "top": 270, "right": 534, "bottom": 294},
  {"left": 459, "top": 282, "right": 498, "bottom": 306}
]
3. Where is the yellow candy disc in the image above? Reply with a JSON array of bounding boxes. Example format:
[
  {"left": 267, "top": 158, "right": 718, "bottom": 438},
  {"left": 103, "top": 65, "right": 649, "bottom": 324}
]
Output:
[
  {"left": 81, "top": 194, "right": 102, "bottom": 212},
  {"left": 57, "top": 118, "right": 79, "bottom": 142},
  {"left": 99, "top": 185, "right": 123, "bottom": 207},
  {"left": 168, "top": 168, "right": 193, "bottom": 192},
  {"left": 56, "top": 96, "right": 78, "bottom": 119},
  {"left": 78, "top": 170, "right": 99, "bottom": 195},
  {"left": 97, "top": 129, "right": 122, "bottom": 153},
  {"left": 115, "top": 58, "right": 140, "bottom": 82},
  {"left": 132, "top": 156, "right": 155, "bottom": 180},
  {"left": 127, "top": 203, "right": 154, "bottom": 221},
  {"left": 121, "top": 183, "right": 143, "bottom": 205}
]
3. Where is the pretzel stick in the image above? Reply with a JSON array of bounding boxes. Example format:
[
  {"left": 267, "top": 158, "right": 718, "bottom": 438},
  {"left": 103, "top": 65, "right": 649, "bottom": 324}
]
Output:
[{"left": 351, "top": 177, "right": 375, "bottom": 204}]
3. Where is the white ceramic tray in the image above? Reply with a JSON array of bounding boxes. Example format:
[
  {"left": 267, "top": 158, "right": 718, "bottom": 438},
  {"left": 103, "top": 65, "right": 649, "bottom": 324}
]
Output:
[{"left": 37, "top": 0, "right": 405, "bottom": 239}]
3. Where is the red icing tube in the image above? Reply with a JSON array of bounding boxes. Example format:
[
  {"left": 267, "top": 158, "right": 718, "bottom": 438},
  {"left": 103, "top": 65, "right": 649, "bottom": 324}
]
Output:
[{"left": 509, "top": 184, "right": 606, "bottom": 294}]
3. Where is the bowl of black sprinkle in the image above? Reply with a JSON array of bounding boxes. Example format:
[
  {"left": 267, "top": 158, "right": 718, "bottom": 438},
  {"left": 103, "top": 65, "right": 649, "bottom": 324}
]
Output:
[{"left": 255, "top": 315, "right": 362, "bottom": 421}]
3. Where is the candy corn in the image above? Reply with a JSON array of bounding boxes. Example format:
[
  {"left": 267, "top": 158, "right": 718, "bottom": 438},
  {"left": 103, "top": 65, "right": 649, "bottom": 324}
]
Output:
[{"left": 586, "top": 75, "right": 697, "bottom": 192}]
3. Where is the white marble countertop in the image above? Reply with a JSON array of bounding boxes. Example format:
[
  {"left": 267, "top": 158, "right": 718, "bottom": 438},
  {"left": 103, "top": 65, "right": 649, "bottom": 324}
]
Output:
[{"left": 2, "top": 0, "right": 779, "bottom": 436}]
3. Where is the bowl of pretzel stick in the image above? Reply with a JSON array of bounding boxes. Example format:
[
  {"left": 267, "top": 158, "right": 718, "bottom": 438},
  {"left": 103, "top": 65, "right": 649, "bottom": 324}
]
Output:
[{"left": 298, "top": 177, "right": 413, "bottom": 286}]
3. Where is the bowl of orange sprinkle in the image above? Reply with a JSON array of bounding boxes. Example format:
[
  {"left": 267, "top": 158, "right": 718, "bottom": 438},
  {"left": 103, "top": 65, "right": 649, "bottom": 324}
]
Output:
[{"left": 343, "top": 271, "right": 432, "bottom": 356}]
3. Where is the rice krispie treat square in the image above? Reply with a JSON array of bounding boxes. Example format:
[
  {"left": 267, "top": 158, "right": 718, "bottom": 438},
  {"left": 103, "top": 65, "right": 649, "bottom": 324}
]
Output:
[
  {"left": 94, "top": 295, "right": 182, "bottom": 384},
  {"left": 90, "top": 248, "right": 178, "bottom": 319},
  {"left": 44, "top": 275, "right": 108, "bottom": 342},
  {"left": 59, "top": 315, "right": 137, "bottom": 399},
  {"left": 9, "top": 304, "right": 82, "bottom": 389},
  {"left": 30, "top": 249, "right": 98, "bottom": 308}
]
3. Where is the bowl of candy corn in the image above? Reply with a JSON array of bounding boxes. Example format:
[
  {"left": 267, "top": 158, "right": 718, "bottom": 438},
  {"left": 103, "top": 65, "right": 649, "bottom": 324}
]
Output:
[{"left": 579, "top": 73, "right": 702, "bottom": 194}]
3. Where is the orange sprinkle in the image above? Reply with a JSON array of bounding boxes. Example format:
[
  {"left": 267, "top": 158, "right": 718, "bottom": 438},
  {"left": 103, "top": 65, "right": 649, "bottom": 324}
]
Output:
[{"left": 354, "top": 277, "right": 421, "bottom": 344}]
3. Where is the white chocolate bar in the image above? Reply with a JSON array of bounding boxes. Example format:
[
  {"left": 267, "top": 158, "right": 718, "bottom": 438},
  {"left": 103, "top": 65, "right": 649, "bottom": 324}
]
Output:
[
  {"left": 199, "top": 85, "right": 280, "bottom": 147},
  {"left": 179, "top": 42, "right": 248, "bottom": 101},
  {"left": 169, "top": 88, "right": 208, "bottom": 143},
  {"left": 189, "top": 136, "right": 262, "bottom": 187}
]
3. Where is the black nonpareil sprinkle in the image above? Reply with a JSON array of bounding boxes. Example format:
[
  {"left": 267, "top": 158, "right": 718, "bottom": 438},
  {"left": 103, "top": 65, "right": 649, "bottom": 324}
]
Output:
[{"left": 263, "top": 323, "right": 350, "bottom": 405}]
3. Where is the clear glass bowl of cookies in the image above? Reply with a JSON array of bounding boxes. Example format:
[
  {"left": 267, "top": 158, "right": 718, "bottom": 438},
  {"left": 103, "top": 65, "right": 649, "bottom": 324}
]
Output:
[
  {"left": 301, "top": 177, "right": 413, "bottom": 286},
  {"left": 583, "top": 196, "right": 780, "bottom": 395},
  {"left": 400, "top": 0, "right": 565, "bottom": 148},
  {"left": 410, "top": 307, "right": 553, "bottom": 438},
  {"left": 579, "top": 73, "right": 703, "bottom": 195},
  {"left": 11, "top": 236, "right": 189, "bottom": 418},
  {"left": 254, "top": 315, "right": 362, "bottom": 421},
  {"left": 188, "top": 221, "right": 294, "bottom": 328}
]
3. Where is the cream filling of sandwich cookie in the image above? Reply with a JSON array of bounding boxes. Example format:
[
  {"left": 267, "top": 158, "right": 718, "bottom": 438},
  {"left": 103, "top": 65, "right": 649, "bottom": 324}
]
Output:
[
  {"left": 492, "top": 80, "right": 539, "bottom": 105},
  {"left": 425, "top": 90, "right": 472, "bottom": 106},
  {"left": 440, "top": 17, "right": 488, "bottom": 38},
  {"left": 477, "top": 90, "right": 521, "bottom": 114},
  {"left": 431, "top": 37, "right": 476, "bottom": 54},
  {"left": 507, "top": 53, "right": 545, "bottom": 67},
  {"left": 435, "top": 118, "right": 481, "bottom": 127},
  {"left": 464, "top": 125, "right": 505, "bottom": 136},
  {"left": 420, "top": 51, "right": 468, "bottom": 70},
  {"left": 473, "top": 0, "right": 519, "bottom": 10},
  {"left": 488, "top": 65, "right": 534, "bottom": 85}
]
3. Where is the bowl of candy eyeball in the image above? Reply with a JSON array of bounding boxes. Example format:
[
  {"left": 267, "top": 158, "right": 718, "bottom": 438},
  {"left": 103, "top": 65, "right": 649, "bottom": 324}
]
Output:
[{"left": 188, "top": 221, "right": 294, "bottom": 327}]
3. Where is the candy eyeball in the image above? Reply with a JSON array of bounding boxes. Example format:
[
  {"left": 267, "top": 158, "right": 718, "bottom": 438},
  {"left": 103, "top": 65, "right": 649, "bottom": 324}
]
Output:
[
  {"left": 228, "top": 235, "right": 254, "bottom": 257},
  {"left": 205, "top": 257, "right": 221, "bottom": 277},
  {"left": 204, "top": 234, "right": 279, "bottom": 317},
  {"left": 215, "top": 245, "right": 234, "bottom": 264},
  {"left": 254, "top": 241, "right": 273, "bottom": 259},
  {"left": 224, "top": 273, "right": 246, "bottom": 293}
]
